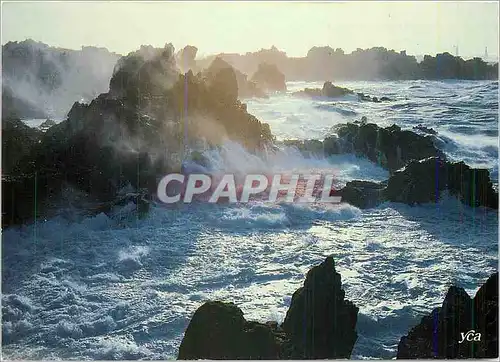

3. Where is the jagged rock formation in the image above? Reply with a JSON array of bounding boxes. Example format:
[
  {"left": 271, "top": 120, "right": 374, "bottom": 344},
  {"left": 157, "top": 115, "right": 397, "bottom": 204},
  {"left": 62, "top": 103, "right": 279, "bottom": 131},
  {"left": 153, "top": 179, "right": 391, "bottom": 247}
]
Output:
[
  {"left": 2, "top": 44, "right": 273, "bottom": 227},
  {"left": 251, "top": 62, "right": 287, "bottom": 92},
  {"left": 2, "top": 39, "right": 120, "bottom": 119},
  {"left": 282, "top": 256, "right": 359, "bottom": 358},
  {"left": 385, "top": 157, "right": 498, "bottom": 208},
  {"left": 397, "top": 272, "right": 498, "bottom": 359},
  {"left": 178, "top": 256, "right": 359, "bottom": 359},
  {"left": 332, "top": 157, "right": 498, "bottom": 210},
  {"left": 325, "top": 122, "right": 444, "bottom": 172},
  {"left": 283, "top": 121, "right": 497, "bottom": 209},
  {"left": 204, "top": 57, "right": 267, "bottom": 99}
]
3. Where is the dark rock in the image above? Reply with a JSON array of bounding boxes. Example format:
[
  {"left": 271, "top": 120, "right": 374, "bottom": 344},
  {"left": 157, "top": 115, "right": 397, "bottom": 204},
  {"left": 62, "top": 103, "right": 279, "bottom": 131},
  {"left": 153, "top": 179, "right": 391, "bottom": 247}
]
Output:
[
  {"left": 251, "top": 62, "right": 287, "bottom": 92},
  {"left": 109, "top": 43, "right": 179, "bottom": 107},
  {"left": 397, "top": 272, "right": 498, "bottom": 358},
  {"left": 292, "top": 82, "right": 352, "bottom": 98},
  {"left": 2, "top": 118, "right": 42, "bottom": 176},
  {"left": 385, "top": 157, "right": 498, "bottom": 209},
  {"left": 336, "top": 180, "right": 386, "bottom": 209},
  {"left": 413, "top": 124, "right": 437, "bottom": 135},
  {"left": 178, "top": 301, "right": 282, "bottom": 359},
  {"left": 322, "top": 81, "right": 353, "bottom": 97},
  {"left": 325, "top": 122, "right": 444, "bottom": 172},
  {"left": 178, "top": 257, "right": 359, "bottom": 359},
  {"left": 294, "top": 82, "right": 388, "bottom": 102},
  {"left": 204, "top": 57, "right": 267, "bottom": 99},
  {"left": 281, "top": 139, "right": 324, "bottom": 157},
  {"left": 357, "top": 92, "right": 372, "bottom": 101},
  {"left": 282, "top": 256, "right": 358, "bottom": 358}
]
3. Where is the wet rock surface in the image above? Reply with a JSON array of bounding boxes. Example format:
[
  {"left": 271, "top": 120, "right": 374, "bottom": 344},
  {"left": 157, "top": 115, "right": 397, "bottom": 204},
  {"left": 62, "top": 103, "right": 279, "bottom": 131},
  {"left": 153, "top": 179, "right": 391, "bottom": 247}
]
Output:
[
  {"left": 326, "top": 122, "right": 444, "bottom": 172},
  {"left": 397, "top": 272, "right": 498, "bottom": 359},
  {"left": 385, "top": 157, "right": 498, "bottom": 209}
]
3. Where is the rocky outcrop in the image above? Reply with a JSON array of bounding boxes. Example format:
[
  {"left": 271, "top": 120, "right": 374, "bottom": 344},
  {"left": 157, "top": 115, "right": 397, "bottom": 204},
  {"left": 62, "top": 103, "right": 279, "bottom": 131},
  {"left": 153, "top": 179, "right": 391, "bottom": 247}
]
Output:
[
  {"left": 2, "top": 44, "right": 274, "bottom": 227},
  {"left": 251, "top": 62, "right": 287, "bottom": 92},
  {"left": 385, "top": 157, "right": 498, "bottom": 208},
  {"left": 2, "top": 118, "right": 42, "bottom": 176},
  {"left": 292, "top": 81, "right": 353, "bottom": 98},
  {"left": 178, "top": 301, "right": 283, "bottom": 359},
  {"left": 204, "top": 57, "right": 267, "bottom": 99},
  {"left": 292, "top": 81, "right": 390, "bottom": 102},
  {"left": 178, "top": 256, "right": 359, "bottom": 359},
  {"left": 330, "top": 157, "right": 498, "bottom": 210},
  {"left": 397, "top": 272, "right": 498, "bottom": 359},
  {"left": 282, "top": 256, "right": 359, "bottom": 358},
  {"left": 336, "top": 180, "right": 387, "bottom": 209},
  {"left": 281, "top": 121, "right": 497, "bottom": 209},
  {"left": 325, "top": 122, "right": 444, "bottom": 172}
]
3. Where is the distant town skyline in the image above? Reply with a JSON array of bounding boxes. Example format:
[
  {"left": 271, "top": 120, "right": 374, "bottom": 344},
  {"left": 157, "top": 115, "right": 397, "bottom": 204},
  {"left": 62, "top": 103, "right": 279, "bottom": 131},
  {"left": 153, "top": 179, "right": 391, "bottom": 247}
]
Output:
[{"left": 2, "top": 1, "right": 498, "bottom": 61}]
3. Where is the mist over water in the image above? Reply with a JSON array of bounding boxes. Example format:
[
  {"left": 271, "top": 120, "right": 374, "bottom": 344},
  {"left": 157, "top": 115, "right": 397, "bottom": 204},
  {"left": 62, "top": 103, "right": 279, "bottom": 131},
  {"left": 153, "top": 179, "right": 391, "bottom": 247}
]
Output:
[{"left": 4, "top": 80, "right": 498, "bottom": 359}]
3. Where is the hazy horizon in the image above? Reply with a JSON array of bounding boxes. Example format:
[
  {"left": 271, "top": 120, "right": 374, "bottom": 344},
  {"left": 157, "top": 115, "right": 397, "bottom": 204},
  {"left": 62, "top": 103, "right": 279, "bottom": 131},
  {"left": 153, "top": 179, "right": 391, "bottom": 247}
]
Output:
[{"left": 1, "top": 1, "right": 499, "bottom": 61}]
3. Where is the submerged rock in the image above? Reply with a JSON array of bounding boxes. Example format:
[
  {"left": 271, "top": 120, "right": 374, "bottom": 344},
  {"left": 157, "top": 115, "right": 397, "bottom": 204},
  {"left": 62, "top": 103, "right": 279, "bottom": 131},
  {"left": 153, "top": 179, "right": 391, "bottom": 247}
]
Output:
[
  {"left": 178, "top": 256, "right": 359, "bottom": 359},
  {"left": 397, "top": 272, "right": 498, "bottom": 359}
]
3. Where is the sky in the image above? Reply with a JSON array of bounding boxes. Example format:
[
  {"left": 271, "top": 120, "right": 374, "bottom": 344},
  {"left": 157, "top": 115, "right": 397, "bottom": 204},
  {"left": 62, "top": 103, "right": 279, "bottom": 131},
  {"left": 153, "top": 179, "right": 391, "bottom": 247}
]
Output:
[{"left": 1, "top": 1, "right": 499, "bottom": 60}]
